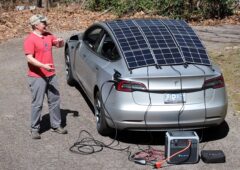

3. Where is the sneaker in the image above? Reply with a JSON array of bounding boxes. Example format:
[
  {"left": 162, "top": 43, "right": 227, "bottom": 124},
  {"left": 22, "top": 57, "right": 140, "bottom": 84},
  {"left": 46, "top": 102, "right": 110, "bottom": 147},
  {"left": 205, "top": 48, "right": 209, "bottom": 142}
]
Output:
[
  {"left": 31, "top": 131, "right": 41, "bottom": 139},
  {"left": 51, "top": 127, "right": 68, "bottom": 134}
]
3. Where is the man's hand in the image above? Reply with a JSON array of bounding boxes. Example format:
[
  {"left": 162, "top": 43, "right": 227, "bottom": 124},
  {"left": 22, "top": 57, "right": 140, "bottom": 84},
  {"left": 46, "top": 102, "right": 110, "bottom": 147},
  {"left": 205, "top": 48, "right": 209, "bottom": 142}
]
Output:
[
  {"left": 53, "top": 38, "right": 64, "bottom": 48},
  {"left": 42, "top": 63, "right": 55, "bottom": 72},
  {"left": 26, "top": 54, "right": 55, "bottom": 72}
]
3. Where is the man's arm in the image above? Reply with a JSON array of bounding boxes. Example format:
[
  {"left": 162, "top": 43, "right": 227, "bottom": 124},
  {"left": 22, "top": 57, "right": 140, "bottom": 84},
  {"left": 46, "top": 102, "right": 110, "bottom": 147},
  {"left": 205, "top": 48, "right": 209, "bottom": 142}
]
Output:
[
  {"left": 25, "top": 54, "right": 55, "bottom": 72},
  {"left": 53, "top": 38, "right": 64, "bottom": 48}
]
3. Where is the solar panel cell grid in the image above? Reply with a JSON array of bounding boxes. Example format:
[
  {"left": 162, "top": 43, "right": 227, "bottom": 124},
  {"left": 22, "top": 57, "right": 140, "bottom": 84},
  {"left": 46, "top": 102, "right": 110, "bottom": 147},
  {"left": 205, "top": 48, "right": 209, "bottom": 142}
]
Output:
[
  {"left": 106, "top": 19, "right": 211, "bottom": 69},
  {"left": 136, "top": 22, "right": 185, "bottom": 66},
  {"left": 108, "top": 20, "right": 158, "bottom": 69},
  {"left": 161, "top": 20, "right": 210, "bottom": 65},
  {"left": 182, "top": 47, "right": 210, "bottom": 65},
  {"left": 168, "top": 25, "right": 195, "bottom": 35}
]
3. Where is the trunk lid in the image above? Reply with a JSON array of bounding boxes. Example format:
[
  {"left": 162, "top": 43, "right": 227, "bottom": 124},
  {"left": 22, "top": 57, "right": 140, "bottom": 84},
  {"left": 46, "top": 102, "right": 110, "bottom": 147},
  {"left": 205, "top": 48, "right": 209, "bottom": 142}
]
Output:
[{"left": 126, "top": 65, "right": 216, "bottom": 106}]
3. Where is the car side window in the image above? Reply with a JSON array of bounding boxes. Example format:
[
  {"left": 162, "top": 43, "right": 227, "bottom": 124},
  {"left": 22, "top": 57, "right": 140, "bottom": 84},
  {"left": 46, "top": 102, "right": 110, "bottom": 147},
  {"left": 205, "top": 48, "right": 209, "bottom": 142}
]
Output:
[
  {"left": 99, "top": 33, "right": 120, "bottom": 60},
  {"left": 83, "top": 27, "right": 103, "bottom": 51}
]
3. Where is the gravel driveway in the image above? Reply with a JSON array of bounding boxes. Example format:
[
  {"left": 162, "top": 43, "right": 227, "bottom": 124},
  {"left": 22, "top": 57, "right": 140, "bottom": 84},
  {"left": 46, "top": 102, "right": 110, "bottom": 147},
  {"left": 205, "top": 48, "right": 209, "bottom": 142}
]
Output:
[{"left": 0, "top": 26, "right": 240, "bottom": 170}]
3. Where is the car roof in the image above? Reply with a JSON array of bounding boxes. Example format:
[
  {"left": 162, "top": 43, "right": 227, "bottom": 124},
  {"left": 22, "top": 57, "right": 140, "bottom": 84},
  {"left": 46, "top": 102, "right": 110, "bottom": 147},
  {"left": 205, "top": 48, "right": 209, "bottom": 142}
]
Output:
[{"left": 98, "top": 19, "right": 211, "bottom": 70}]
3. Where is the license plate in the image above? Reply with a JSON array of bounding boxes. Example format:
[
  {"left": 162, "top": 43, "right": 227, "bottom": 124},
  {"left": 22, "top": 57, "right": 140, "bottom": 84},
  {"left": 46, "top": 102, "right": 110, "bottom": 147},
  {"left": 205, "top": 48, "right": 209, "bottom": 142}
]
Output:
[{"left": 164, "top": 93, "right": 185, "bottom": 104}]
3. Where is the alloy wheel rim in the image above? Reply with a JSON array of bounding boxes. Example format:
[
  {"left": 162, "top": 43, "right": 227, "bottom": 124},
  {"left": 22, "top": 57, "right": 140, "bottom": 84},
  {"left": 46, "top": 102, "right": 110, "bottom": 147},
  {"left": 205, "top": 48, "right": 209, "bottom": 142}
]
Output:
[
  {"left": 95, "top": 96, "right": 101, "bottom": 125},
  {"left": 65, "top": 54, "right": 70, "bottom": 77}
]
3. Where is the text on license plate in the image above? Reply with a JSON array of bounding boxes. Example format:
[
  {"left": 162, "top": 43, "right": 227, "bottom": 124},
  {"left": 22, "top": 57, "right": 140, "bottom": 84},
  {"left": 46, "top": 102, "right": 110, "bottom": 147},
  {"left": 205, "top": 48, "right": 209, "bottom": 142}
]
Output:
[{"left": 164, "top": 93, "right": 185, "bottom": 104}]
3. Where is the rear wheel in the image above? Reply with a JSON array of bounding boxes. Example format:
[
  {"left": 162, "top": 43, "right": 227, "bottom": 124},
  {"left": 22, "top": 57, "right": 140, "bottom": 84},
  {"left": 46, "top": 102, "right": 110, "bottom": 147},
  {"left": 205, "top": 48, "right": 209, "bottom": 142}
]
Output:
[
  {"left": 65, "top": 47, "right": 75, "bottom": 86},
  {"left": 94, "top": 91, "right": 112, "bottom": 136}
]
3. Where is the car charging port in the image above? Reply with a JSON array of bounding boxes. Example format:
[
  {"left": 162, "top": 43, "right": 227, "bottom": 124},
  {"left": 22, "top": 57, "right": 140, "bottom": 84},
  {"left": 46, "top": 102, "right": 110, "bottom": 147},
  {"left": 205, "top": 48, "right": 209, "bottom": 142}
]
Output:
[{"left": 113, "top": 69, "right": 121, "bottom": 81}]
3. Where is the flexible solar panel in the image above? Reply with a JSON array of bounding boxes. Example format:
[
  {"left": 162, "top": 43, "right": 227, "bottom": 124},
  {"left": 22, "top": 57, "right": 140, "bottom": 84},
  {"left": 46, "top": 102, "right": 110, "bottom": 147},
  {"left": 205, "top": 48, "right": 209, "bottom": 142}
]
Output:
[
  {"left": 162, "top": 20, "right": 211, "bottom": 65},
  {"left": 107, "top": 20, "right": 155, "bottom": 69},
  {"left": 134, "top": 20, "right": 184, "bottom": 65},
  {"left": 107, "top": 19, "right": 211, "bottom": 69}
]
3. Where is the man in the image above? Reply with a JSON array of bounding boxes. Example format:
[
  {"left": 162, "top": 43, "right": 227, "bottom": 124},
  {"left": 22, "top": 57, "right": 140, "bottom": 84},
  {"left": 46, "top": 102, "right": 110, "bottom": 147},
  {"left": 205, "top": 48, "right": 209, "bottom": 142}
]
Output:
[{"left": 23, "top": 14, "right": 67, "bottom": 139}]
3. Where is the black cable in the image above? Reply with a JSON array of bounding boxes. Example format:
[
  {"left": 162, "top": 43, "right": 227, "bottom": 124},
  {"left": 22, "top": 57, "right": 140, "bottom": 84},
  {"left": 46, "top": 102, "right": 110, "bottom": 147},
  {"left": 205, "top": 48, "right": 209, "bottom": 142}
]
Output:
[
  {"left": 69, "top": 130, "right": 104, "bottom": 154},
  {"left": 170, "top": 65, "right": 185, "bottom": 131},
  {"left": 100, "top": 80, "right": 118, "bottom": 147},
  {"left": 144, "top": 66, "right": 154, "bottom": 145},
  {"left": 69, "top": 76, "right": 166, "bottom": 166},
  {"left": 193, "top": 64, "right": 207, "bottom": 144},
  {"left": 94, "top": 80, "right": 118, "bottom": 147},
  {"left": 125, "top": 66, "right": 154, "bottom": 156},
  {"left": 69, "top": 78, "right": 164, "bottom": 165},
  {"left": 69, "top": 129, "right": 131, "bottom": 154},
  {"left": 69, "top": 80, "right": 130, "bottom": 155}
]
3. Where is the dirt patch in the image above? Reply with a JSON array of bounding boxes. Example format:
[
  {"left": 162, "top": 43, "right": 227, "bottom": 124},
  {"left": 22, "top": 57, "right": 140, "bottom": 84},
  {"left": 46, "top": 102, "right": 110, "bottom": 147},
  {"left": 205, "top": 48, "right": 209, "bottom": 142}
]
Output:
[
  {"left": 0, "top": 6, "right": 117, "bottom": 43},
  {"left": 210, "top": 48, "right": 240, "bottom": 115}
]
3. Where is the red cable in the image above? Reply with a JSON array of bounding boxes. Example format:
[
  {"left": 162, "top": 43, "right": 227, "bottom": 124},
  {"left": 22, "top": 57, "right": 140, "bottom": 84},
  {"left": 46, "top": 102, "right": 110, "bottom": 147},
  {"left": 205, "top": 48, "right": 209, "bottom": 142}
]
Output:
[{"left": 155, "top": 140, "right": 192, "bottom": 169}]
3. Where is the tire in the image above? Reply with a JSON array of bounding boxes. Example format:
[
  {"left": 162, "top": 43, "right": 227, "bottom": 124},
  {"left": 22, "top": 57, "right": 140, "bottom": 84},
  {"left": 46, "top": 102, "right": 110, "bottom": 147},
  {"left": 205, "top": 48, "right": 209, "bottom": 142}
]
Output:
[
  {"left": 65, "top": 47, "right": 75, "bottom": 86},
  {"left": 94, "top": 91, "right": 112, "bottom": 136}
]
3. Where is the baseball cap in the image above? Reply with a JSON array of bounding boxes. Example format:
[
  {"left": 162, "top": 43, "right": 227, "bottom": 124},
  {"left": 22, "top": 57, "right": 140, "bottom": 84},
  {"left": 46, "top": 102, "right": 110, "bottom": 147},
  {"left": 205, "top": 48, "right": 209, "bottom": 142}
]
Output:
[{"left": 29, "top": 14, "right": 47, "bottom": 25}]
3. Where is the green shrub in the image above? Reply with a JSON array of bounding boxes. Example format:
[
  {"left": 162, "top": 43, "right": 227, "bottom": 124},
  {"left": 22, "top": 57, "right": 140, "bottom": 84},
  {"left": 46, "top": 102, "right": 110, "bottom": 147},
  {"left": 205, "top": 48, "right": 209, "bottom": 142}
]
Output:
[
  {"left": 85, "top": 0, "right": 235, "bottom": 20},
  {"left": 200, "top": 0, "right": 234, "bottom": 19}
]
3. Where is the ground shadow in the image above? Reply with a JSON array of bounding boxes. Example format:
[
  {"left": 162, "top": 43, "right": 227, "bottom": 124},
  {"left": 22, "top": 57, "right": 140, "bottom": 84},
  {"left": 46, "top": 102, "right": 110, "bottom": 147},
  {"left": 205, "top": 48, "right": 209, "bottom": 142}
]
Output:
[
  {"left": 39, "top": 109, "right": 79, "bottom": 134},
  {"left": 111, "top": 130, "right": 166, "bottom": 145},
  {"left": 108, "top": 121, "right": 229, "bottom": 146},
  {"left": 39, "top": 114, "right": 50, "bottom": 134},
  {"left": 61, "top": 108, "right": 79, "bottom": 127},
  {"left": 195, "top": 121, "right": 229, "bottom": 143}
]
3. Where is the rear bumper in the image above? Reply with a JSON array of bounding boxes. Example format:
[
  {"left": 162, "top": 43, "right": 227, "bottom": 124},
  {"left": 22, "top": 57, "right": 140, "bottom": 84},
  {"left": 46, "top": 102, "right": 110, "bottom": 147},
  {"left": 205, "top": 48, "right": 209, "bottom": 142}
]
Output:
[
  {"left": 104, "top": 101, "right": 227, "bottom": 130},
  {"left": 108, "top": 116, "right": 225, "bottom": 131}
]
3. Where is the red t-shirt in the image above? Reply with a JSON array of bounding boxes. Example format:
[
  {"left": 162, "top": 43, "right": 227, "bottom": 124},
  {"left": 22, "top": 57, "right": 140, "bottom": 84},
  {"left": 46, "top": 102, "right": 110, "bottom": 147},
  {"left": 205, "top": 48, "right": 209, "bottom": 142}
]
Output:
[{"left": 24, "top": 32, "right": 57, "bottom": 77}]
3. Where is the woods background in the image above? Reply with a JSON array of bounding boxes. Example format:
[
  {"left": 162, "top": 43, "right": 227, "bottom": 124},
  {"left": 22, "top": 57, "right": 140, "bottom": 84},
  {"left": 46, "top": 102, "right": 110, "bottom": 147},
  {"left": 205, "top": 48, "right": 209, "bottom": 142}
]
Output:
[{"left": 0, "top": 0, "right": 239, "bottom": 20}]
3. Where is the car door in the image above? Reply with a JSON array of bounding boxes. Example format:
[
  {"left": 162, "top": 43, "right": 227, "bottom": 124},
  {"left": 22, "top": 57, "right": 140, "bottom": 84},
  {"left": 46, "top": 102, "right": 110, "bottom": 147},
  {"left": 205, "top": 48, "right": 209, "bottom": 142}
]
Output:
[
  {"left": 74, "top": 26, "right": 103, "bottom": 94},
  {"left": 94, "top": 32, "right": 122, "bottom": 101},
  {"left": 75, "top": 26, "right": 117, "bottom": 101}
]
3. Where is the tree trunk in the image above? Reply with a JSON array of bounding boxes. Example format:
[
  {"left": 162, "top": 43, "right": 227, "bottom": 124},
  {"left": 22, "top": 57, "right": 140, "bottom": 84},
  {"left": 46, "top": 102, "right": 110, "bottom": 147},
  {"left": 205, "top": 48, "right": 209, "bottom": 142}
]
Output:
[
  {"left": 36, "top": 0, "right": 51, "bottom": 10},
  {"left": 36, "top": 0, "right": 42, "bottom": 7},
  {"left": 44, "top": 0, "right": 52, "bottom": 11},
  {"left": 11, "top": 0, "right": 16, "bottom": 4},
  {"left": 189, "top": 0, "right": 193, "bottom": 13},
  {"left": 28, "top": 0, "right": 33, "bottom": 5},
  {"left": 45, "top": 0, "right": 49, "bottom": 11}
]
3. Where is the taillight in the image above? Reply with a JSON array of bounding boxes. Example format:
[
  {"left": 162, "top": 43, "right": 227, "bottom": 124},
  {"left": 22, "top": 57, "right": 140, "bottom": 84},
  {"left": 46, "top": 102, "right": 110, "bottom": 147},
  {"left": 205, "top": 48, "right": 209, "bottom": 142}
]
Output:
[
  {"left": 116, "top": 80, "right": 147, "bottom": 92},
  {"left": 203, "top": 75, "right": 225, "bottom": 89}
]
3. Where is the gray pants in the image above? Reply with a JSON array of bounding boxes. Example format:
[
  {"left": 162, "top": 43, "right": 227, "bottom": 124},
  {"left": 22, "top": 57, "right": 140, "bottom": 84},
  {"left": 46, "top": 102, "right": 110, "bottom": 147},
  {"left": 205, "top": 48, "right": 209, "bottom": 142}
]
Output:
[{"left": 28, "top": 75, "right": 61, "bottom": 132}]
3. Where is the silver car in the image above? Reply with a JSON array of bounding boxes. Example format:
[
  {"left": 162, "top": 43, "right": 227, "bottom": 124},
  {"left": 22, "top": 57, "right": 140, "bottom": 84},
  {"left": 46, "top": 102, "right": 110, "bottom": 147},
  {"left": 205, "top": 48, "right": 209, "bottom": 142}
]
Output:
[{"left": 64, "top": 19, "right": 228, "bottom": 136}]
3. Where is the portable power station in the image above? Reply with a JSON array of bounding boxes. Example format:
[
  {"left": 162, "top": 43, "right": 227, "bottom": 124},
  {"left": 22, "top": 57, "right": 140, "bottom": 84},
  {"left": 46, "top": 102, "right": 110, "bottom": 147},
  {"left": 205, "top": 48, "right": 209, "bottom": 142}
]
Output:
[{"left": 165, "top": 131, "right": 199, "bottom": 164}]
